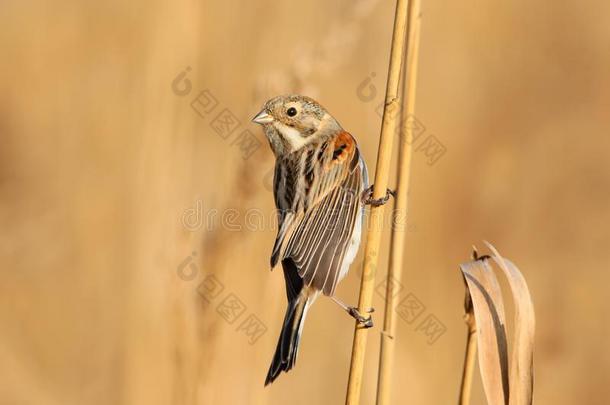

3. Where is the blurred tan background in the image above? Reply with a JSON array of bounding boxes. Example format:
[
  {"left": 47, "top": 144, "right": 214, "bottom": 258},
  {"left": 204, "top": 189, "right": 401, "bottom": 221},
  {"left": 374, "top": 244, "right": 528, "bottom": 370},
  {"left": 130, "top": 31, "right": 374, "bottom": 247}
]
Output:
[{"left": 1, "top": 0, "right": 609, "bottom": 404}]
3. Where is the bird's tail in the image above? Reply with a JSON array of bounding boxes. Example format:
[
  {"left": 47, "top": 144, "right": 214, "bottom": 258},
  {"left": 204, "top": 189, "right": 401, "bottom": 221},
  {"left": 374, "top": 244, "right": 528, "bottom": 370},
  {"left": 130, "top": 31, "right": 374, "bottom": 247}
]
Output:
[{"left": 265, "top": 294, "right": 309, "bottom": 385}]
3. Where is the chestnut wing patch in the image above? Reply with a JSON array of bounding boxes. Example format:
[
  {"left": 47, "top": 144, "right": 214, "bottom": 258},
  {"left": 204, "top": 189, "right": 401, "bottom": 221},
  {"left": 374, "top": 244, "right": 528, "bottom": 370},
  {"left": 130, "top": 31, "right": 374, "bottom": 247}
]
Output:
[{"left": 331, "top": 131, "right": 356, "bottom": 165}]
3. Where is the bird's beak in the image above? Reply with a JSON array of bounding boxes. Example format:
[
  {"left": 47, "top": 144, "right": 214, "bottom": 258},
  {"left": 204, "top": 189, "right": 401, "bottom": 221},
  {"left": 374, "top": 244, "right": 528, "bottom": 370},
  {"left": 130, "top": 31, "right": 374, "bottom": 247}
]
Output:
[{"left": 252, "top": 110, "right": 274, "bottom": 125}]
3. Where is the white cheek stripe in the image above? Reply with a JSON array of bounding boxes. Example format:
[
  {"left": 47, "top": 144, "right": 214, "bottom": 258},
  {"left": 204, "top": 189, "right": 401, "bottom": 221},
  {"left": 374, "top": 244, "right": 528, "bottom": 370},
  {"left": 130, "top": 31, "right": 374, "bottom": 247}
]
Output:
[{"left": 274, "top": 122, "right": 309, "bottom": 151}]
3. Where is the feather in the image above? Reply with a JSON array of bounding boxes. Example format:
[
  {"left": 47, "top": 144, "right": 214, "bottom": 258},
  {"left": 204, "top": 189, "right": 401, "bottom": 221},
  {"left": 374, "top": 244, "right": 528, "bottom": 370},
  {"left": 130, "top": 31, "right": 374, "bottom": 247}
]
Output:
[{"left": 270, "top": 131, "right": 365, "bottom": 296}]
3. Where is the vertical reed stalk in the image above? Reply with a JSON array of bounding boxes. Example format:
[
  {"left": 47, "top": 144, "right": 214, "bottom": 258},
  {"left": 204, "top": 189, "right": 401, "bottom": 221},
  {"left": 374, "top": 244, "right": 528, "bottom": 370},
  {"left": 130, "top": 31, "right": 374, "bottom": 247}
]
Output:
[
  {"left": 345, "top": 0, "right": 412, "bottom": 403},
  {"left": 458, "top": 267, "right": 478, "bottom": 405},
  {"left": 458, "top": 315, "right": 478, "bottom": 405},
  {"left": 375, "top": 1, "right": 422, "bottom": 404}
]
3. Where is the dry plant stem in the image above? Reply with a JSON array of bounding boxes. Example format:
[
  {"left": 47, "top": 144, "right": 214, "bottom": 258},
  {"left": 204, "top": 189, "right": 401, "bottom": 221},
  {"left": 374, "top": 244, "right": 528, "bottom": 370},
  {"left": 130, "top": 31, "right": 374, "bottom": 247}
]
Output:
[
  {"left": 345, "top": 0, "right": 411, "bottom": 404},
  {"left": 375, "top": 1, "right": 421, "bottom": 404},
  {"left": 459, "top": 314, "right": 478, "bottom": 405}
]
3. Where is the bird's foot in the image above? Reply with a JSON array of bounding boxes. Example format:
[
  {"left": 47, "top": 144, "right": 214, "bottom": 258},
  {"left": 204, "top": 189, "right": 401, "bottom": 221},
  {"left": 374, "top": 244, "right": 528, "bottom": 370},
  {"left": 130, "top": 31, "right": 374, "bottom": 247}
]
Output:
[
  {"left": 348, "top": 307, "right": 374, "bottom": 328},
  {"left": 361, "top": 185, "right": 395, "bottom": 207}
]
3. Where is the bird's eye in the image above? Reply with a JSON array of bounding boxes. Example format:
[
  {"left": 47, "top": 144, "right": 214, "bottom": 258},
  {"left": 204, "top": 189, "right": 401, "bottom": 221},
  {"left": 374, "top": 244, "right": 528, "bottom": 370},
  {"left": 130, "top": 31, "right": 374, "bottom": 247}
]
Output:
[{"left": 287, "top": 107, "right": 297, "bottom": 117}]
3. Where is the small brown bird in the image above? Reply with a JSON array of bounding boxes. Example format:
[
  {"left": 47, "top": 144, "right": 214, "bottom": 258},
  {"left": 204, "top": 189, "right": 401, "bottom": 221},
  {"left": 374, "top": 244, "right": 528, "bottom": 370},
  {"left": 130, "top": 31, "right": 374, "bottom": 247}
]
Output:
[{"left": 252, "top": 95, "right": 372, "bottom": 385}]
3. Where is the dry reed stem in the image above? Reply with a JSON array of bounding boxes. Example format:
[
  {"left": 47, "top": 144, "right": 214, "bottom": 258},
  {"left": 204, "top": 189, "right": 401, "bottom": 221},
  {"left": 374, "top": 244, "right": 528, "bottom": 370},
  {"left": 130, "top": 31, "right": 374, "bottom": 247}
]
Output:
[
  {"left": 375, "top": 1, "right": 421, "bottom": 404},
  {"left": 345, "top": 0, "right": 412, "bottom": 403},
  {"left": 458, "top": 284, "right": 478, "bottom": 405}
]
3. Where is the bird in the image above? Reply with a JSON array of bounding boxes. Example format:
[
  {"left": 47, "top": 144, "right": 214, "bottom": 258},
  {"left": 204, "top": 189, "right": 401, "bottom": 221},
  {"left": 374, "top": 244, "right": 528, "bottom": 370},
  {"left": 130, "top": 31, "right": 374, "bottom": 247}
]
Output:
[{"left": 252, "top": 95, "right": 374, "bottom": 386}]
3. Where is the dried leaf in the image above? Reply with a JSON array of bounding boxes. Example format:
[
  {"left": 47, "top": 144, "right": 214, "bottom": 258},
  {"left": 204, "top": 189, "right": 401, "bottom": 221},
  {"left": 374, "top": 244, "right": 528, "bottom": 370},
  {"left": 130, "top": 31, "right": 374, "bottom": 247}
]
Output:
[
  {"left": 459, "top": 243, "right": 536, "bottom": 405},
  {"left": 484, "top": 241, "right": 536, "bottom": 405},
  {"left": 460, "top": 259, "right": 510, "bottom": 405}
]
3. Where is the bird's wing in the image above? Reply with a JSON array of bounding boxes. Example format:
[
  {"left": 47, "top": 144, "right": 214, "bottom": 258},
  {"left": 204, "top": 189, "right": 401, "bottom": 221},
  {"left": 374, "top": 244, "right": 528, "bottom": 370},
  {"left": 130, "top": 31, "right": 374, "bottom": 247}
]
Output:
[{"left": 270, "top": 131, "right": 365, "bottom": 296}]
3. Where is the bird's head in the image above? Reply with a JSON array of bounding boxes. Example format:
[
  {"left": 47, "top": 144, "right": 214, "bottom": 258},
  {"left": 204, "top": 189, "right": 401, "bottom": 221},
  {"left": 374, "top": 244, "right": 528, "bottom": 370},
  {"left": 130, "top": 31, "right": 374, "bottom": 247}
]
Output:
[{"left": 252, "top": 95, "right": 340, "bottom": 156}]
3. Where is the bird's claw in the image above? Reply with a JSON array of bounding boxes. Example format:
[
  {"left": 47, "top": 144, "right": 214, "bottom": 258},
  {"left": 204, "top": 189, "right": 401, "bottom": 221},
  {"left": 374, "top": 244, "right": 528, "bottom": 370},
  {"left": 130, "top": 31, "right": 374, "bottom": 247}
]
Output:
[
  {"left": 361, "top": 185, "right": 395, "bottom": 207},
  {"left": 348, "top": 307, "right": 374, "bottom": 328}
]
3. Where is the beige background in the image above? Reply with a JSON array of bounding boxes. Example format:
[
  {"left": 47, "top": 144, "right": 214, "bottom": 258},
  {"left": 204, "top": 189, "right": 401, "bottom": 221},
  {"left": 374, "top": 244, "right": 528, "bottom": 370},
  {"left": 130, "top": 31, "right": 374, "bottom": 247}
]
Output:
[{"left": 1, "top": 0, "right": 609, "bottom": 404}]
